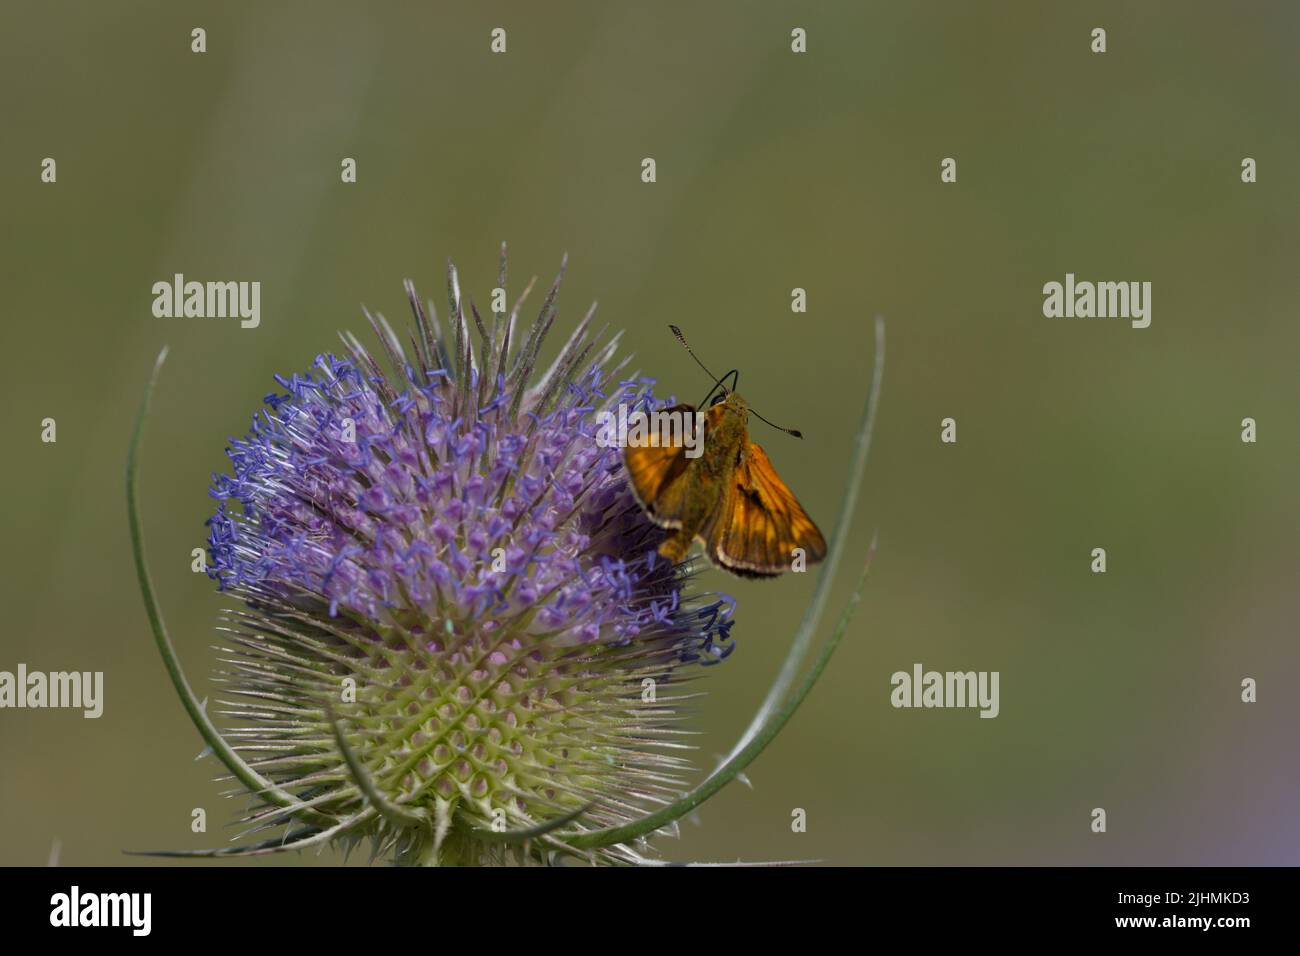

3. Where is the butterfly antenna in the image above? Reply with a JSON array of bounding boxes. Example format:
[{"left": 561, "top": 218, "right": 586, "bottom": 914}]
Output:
[
  {"left": 671, "top": 325, "right": 802, "bottom": 436},
  {"left": 751, "top": 409, "right": 804, "bottom": 440},
  {"left": 669, "top": 324, "right": 729, "bottom": 395}
]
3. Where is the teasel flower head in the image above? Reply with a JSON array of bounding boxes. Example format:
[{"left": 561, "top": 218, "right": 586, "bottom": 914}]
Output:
[
  {"left": 172, "top": 250, "right": 738, "bottom": 865},
  {"left": 129, "top": 248, "right": 883, "bottom": 867}
]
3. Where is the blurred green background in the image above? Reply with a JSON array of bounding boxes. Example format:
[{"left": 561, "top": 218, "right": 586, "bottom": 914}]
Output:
[{"left": 2, "top": 0, "right": 1297, "bottom": 866}]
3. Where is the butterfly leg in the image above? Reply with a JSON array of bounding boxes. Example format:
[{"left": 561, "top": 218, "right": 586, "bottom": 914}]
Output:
[{"left": 657, "top": 528, "right": 694, "bottom": 563}]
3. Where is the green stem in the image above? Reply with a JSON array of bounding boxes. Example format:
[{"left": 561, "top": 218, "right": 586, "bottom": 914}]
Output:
[{"left": 564, "top": 317, "right": 886, "bottom": 850}]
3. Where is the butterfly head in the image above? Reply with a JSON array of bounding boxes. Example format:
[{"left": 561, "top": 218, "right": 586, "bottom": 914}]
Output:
[{"left": 708, "top": 390, "right": 748, "bottom": 416}]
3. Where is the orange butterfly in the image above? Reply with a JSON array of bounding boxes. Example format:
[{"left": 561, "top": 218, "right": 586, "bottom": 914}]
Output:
[{"left": 622, "top": 327, "right": 826, "bottom": 577}]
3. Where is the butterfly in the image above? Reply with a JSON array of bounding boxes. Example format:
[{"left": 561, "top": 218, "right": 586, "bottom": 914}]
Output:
[{"left": 622, "top": 327, "right": 827, "bottom": 577}]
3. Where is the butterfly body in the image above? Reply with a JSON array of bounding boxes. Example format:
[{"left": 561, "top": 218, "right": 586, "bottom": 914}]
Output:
[
  {"left": 655, "top": 394, "right": 750, "bottom": 563},
  {"left": 623, "top": 392, "right": 827, "bottom": 577}
]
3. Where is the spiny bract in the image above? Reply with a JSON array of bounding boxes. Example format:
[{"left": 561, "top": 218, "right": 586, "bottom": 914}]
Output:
[{"left": 202, "top": 252, "right": 736, "bottom": 865}]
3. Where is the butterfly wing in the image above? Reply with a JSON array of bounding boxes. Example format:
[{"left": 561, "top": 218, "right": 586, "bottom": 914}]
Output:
[
  {"left": 708, "top": 441, "right": 827, "bottom": 576},
  {"left": 622, "top": 403, "right": 698, "bottom": 529}
]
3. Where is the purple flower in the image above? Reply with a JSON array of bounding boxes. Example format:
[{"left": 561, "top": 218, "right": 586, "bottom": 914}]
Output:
[{"left": 199, "top": 254, "right": 734, "bottom": 864}]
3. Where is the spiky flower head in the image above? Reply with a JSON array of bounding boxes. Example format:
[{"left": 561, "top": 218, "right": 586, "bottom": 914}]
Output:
[{"left": 201, "top": 251, "right": 735, "bottom": 865}]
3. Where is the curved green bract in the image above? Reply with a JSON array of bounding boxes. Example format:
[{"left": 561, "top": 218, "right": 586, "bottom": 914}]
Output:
[
  {"left": 563, "top": 317, "right": 885, "bottom": 851},
  {"left": 465, "top": 802, "right": 595, "bottom": 844},
  {"left": 127, "top": 347, "right": 338, "bottom": 831},
  {"left": 566, "top": 542, "right": 876, "bottom": 850},
  {"left": 326, "top": 704, "right": 429, "bottom": 829}
]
